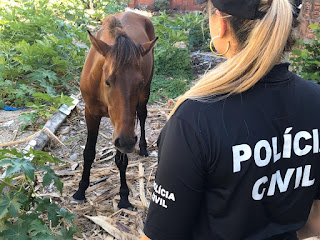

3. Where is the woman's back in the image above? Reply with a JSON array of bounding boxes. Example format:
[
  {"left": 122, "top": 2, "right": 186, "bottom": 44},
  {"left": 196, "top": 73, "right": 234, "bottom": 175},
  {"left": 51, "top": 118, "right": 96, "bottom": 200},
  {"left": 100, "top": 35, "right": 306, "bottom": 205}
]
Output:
[
  {"left": 141, "top": 0, "right": 319, "bottom": 239},
  {"left": 145, "top": 64, "right": 320, "bottom": 239}
]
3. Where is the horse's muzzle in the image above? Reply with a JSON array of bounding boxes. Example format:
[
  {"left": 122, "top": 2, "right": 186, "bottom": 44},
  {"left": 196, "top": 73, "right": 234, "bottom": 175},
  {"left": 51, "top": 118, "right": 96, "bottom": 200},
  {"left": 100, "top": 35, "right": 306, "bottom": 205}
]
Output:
[{"left": 114, "top": 135, "right": 138, "bottom": 153}]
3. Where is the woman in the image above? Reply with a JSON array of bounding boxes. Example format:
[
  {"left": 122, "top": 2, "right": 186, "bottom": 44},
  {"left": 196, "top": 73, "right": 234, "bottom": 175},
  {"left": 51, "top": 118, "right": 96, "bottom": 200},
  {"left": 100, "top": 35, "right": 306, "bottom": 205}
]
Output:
[{"left": 142, "top": 0, "right": 320, "bottom": 239}]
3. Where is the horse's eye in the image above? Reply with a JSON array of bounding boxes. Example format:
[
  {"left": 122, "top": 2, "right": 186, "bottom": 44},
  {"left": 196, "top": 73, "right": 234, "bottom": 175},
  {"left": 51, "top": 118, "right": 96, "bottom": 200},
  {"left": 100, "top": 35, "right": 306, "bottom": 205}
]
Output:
[{"left": 105, "top": 80, "right": 111, "bottom": 86}]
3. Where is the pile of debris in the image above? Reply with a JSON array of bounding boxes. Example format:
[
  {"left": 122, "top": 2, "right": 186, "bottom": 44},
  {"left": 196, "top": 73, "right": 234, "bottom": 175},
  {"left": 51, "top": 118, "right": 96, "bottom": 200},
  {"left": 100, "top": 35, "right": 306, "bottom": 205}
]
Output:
[{"left": 191, "top": 51, "right": 225, "bottom": 77}]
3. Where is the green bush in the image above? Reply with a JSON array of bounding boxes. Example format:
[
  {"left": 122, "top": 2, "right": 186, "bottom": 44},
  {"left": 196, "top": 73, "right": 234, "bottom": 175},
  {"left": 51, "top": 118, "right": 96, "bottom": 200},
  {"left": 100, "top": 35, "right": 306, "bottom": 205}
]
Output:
[
  {"left": 152, "top": 12, "right": 210, "bottom": 78},
  {"left": 0, "top": 148, "right": 78, "bottom": 239},
  {"left": 0, "top": 0, "right": 127, "bottom": 107},
  {"left": 149, "top": 75, "right": 191, "bottom": 102},
  {"left": 154, "top": 45, "right": 192, "bottom": 77},
  {"left": 0, "top": 0, "right": 89, "bottom": 106},
  {"left": 290, "top": 24, "right": 320, "bottom": 82},
  {"left": 18, "top": 92, "right": 74, "bottom": 130},
  {"left": 172, "top": 12, "right": 210, "bottom": 52},
  {"left": 153, "top": 0, "right": 170, "bottom": 11}
]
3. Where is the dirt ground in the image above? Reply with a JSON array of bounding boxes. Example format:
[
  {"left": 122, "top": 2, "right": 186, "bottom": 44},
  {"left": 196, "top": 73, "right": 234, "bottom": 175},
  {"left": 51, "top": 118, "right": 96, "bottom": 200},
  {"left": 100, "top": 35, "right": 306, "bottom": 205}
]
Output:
[{"left": 0, "top": 98, "right": 172, "bottom": 239}]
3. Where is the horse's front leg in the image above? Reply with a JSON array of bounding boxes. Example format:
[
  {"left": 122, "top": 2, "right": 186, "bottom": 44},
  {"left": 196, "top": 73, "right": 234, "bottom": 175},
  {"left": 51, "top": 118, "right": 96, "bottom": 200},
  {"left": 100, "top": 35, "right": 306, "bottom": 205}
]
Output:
[
  {"left": 73, "top": 111, "right": 101, "bottom": 201},
  {"left": 137, "top": 104, "right": 148, "bottom": 157},
  {"left": 115, "top": 150, "right": 132, "bottom": 209}
]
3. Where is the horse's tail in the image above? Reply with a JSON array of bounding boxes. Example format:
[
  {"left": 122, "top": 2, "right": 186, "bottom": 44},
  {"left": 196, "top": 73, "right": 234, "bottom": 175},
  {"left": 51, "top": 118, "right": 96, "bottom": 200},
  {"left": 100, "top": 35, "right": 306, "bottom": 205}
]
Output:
[{"left": 108, "top": 17, "right": 126, "bottom": 39}]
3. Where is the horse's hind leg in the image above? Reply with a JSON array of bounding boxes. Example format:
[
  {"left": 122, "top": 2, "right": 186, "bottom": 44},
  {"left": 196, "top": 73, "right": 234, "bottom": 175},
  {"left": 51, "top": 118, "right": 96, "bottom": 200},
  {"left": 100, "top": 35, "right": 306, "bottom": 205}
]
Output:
[
  {"left": 115, "top": 150, "right": 132, "bottom": 209},
  {"left": 73, "top": 111, "right": 101, "bottom": 201},
  {"left": 137, "top": 104, "right": 148, "bottom": 157}
]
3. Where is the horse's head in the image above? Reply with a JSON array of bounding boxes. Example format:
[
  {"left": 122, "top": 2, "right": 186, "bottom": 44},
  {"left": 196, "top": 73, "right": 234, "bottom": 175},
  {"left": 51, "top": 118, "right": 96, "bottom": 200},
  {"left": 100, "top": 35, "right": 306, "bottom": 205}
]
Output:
[{"left": 88, "top": 28, "right": 157, "bottom": 154}]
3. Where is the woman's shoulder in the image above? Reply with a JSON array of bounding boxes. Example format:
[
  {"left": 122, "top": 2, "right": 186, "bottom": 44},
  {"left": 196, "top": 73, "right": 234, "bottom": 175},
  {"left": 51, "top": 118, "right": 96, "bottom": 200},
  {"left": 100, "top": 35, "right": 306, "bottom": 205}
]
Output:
[
  {"left": 291, "top": 72, "right": 320, "bottom": 99},
  {"left": 170, "top": 98, "right": 224, "bottom": 138},
  {"left": 172, "top": 99, "right": 212, "bottom": 123}
]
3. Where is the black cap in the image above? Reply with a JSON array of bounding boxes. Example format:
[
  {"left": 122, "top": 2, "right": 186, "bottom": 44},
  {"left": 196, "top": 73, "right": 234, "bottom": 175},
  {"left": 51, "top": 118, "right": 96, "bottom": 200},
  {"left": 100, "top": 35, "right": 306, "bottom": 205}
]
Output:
[
  {"left": 198, "top": 0, "right": 302, "bottom": 20},
  {"left": 196, "top": 0, "right": 264, "bottom": 20}
]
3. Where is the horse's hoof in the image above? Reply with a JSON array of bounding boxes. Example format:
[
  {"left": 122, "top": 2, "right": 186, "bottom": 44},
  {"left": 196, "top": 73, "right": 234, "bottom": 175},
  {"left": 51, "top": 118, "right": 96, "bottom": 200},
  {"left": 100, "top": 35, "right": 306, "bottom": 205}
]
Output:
[
  {"left": 72, "top": 191, "right": 86, "bottom": 201},
  {"left": 70, "top": 197, "right": 86, "bottom": 204},
  {"left": 139, "top": 149, "right": 148, "bottom": 157},
  {"left": 118, "top": 200, "right": 133, "bottom": 210}
]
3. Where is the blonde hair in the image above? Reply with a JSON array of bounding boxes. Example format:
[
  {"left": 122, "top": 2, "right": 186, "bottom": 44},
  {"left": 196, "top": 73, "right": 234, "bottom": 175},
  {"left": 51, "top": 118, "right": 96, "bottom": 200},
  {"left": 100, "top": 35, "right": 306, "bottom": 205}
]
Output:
[{"left": 169, "top": 0, "right": 293, "bottom": 118}]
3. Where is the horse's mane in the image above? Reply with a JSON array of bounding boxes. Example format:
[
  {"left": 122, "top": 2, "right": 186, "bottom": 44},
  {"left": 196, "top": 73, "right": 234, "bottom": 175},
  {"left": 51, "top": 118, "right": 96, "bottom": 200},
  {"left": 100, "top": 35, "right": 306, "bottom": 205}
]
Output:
[{"left": 108, "top": 17, "right": 143, "bottom": 72}]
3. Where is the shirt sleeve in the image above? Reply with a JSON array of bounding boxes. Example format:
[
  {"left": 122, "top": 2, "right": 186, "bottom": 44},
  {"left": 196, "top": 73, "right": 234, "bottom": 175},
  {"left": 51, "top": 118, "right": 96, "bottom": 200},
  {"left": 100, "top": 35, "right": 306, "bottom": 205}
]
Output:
[{"left": 143, "top": 115, "right": 207, "bottom": 240}]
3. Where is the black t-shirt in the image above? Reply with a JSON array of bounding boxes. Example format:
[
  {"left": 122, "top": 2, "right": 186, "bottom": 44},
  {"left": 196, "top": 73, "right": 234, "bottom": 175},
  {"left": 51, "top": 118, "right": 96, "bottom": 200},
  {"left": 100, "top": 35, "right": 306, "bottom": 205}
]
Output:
[{"left": 144, "top": 63, "right": 320, "bottom": 240}]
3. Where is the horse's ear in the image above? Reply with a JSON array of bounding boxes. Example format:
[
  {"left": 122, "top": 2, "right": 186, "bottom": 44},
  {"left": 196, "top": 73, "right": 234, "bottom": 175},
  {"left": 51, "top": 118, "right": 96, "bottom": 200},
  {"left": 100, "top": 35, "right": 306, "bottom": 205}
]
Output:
[
  {"left": 88, "top": 30, "right": 111, "bottom": 56},
  {"left": 141, "top": 37, "right": 159, "bottom": 57}
]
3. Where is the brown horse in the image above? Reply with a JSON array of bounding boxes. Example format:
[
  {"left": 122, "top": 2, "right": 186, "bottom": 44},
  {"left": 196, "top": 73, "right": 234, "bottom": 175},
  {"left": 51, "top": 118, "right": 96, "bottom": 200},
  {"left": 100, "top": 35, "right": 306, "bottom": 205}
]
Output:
[{"left": 73, "top": 12, "right": 157, "bottom": 209}]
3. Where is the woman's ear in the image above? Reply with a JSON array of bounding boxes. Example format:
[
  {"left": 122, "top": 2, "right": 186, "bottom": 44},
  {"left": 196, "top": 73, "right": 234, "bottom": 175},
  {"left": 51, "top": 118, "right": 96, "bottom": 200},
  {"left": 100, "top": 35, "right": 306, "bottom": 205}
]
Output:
[{"left": 216, "top": 10, "right": 227, "bottom": 38}]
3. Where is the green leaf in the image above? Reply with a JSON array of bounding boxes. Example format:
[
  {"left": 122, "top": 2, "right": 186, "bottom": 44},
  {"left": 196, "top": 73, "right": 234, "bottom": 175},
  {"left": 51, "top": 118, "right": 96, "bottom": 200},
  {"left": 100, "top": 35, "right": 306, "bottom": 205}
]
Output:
[
  {"left": 291, "top": 49, "right": 302, "bottom": 56},
  {"left": 0, "top": 149, "right": 23, "bottom": 160},
  {"left": 32, "top": 92, "right": 53, "bottom": 101},
  {"left": 2, "top": 221, "right": 29, "bottom": 240},
  {"left": 55, "top": 226, "right": 77, "bottom": 240},
  {"left": 57, "top": 208, "right": 76, "bottom": 223},
  {"left": 60, "top": 93, "right": 74, "bottom": 107},
  {"left": 0, "top": 159, "right": 20, "bottom": 175},
  {"left": 309, "top": 24, "right": 320, "bottom": 30},
  {"left": 47, "top": 203, "right": 59, "bottom": 226},
  {"left": 30, "top": 148, "right": 63, "bottom": 165},
  {"left": 0, "top": 158, "right": 35, "bottom": 181},
  {"left": 41, "top": 166, "right": 63, "bottom": 194},
  {"left": 22, "top": 65, "right": 33, "bottom": 72},
  {"left": 21, "top": 161, "right": 35, "bottom": 181},
  {"left": 29, "top": 218, "right": 54, "bottom": 239},
  {"left": 36, "top": 198, "right": 60, "bottom": 226},
  {"left": 50, "top": 106, "right": 59, "bottom": 111},
  {"left": 0, "top": 219, "right": 9, "bottom": 233},
  {"left": 0, "top": 192, "right": 27, "bottom": 219}
]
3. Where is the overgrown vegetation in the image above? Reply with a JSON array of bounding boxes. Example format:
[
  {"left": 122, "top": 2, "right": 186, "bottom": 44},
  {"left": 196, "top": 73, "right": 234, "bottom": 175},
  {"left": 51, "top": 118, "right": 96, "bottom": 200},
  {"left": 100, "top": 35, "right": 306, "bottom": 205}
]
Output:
[
  {"left": 152, "top": 11, "right": 209, "bottom": 77},
  {"left": 149, "top": 75, "right": 190, "bottom": 103},
  {"left": 0, "top": 148, "right": 77, "bottom": 239},
  {"left": 153, "top": 0, "right": 170, "bottom": 11},
  {"left": 0, "top": 0, "right": 86, "bottom": 106},
  {"left": 18, "top": 92, "right": 74, "bottom": 130},
  {"left": 290, "top": 24, "right": 320, "bottom": 82},
  {"left": 150, "top": 11, "right": 210, "bottom": 102},
  {"left": 0, "top": 0, "right": 127, "bottom": 108},
  {"left": 0, "top": 0, "right": 210, "bottom": 106}
]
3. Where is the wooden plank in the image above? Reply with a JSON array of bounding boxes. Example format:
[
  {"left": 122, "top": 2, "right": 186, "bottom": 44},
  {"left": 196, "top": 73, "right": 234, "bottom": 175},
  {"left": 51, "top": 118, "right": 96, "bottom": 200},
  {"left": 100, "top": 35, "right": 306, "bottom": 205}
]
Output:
[
  {"left": 26, "top": 111, "right": 68, "bottom": 151},
  {"left": 24, "top": 96, "right": 78, "bottom": 151}
]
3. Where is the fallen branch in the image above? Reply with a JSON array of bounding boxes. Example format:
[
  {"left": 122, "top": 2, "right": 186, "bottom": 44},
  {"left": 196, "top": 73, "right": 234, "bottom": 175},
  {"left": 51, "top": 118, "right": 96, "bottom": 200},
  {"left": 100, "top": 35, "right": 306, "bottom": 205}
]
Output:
[
  {"left": 139, "top": 163, "right": 148, "bottom": 208},
  {"left": 94, "top": 188, "right": 119, "bottom": 203},
  {"left": 0, "top": 179, "right": 17, "bottom": 188},
  {"left": 43, "top": 127, "right": 65, "bottom": 147},
  {"left": 99, "top": 132, "right": 111, "bottom": 140},
  {"left": 0, "top": 130, "right": 42, "bottom": 148}
]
